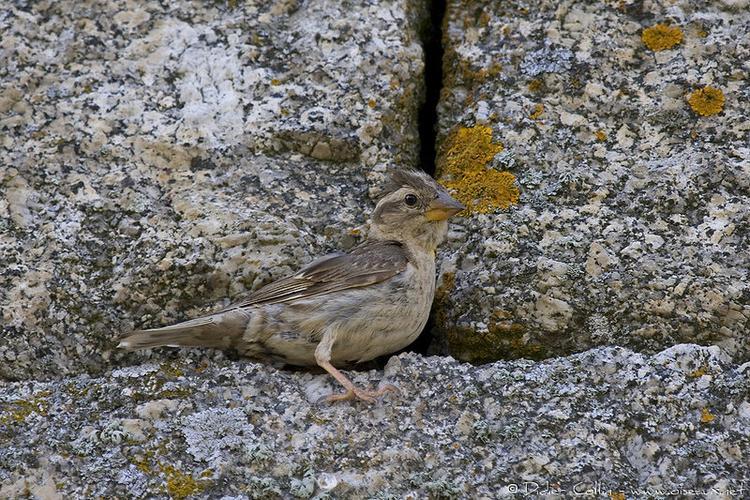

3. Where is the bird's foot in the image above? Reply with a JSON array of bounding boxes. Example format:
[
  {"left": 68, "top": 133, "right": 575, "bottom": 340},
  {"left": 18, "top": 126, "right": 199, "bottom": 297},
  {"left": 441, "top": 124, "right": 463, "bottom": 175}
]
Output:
[{"left": 325, "top": 384, "right": 400, "bottom": 404}]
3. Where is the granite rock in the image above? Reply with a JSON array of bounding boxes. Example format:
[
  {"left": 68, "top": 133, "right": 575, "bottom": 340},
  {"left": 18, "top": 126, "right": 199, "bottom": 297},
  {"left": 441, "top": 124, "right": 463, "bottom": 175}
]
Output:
[
  {"left": 0, "top": 0, "right": 428, "bottom": 380},
  {"left": 2, "top": 346, "right": 749, "bottom": 498},
  {"left": 433, "top": 0, "right": 750, "bottom": 363}
]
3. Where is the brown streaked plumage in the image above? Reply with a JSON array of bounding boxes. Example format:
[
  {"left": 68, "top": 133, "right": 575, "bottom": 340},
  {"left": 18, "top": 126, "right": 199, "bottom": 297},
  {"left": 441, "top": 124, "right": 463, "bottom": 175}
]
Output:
[{"left": 118, "top": 169, "right": 464, "bottom": 402}]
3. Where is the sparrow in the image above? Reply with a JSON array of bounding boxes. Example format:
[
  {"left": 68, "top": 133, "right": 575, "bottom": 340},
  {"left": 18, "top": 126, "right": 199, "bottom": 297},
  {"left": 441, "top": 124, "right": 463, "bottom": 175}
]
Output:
[{"left": 118, "top": 169, "right": 465, "bottom": 402}]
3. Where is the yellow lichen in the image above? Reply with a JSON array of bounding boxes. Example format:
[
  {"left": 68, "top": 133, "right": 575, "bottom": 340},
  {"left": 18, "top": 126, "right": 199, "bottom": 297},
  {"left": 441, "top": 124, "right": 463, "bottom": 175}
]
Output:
[
  {"left": 689, "top": 366, "right": 707, "bottom": 378},
  {"left": 527, "top": 79, "right": 543, "bottom": 93},
  {"left": 162, "top": 464, "right": 205, "bottom": 499},
  {"left": 642, "top": 24, "right": 683, "bottom": 51},
  {"left": 156, "top": 388, "right": 193, "bottom": 399},
  {"left": 437, "top": 125, "right": 520, "bottom": 214},
  {"left": 595, "top": 129, "right": 607, "bottom": 142},
  {"left": 442, "top": 41, "right": 502, "bottom": 93},
  {"left": 0, "top": 390, "right": 52, "bottom": 427},
  {"left": 457, "top": 60, "right": 501, "bottom": 88},
  {"left": 687, "top": 86, "right": 725, "bottom": 116},
  {"left": 700, "top": 408, "right": 715, "bottom": 424},
  {"left": 478, "top": 11, "right": 491, "bottom": 27},
  {"left": 530, "top": 103, "right": 544, "bottom": 120},
  {"left": 610, "top": 492, "right": 626, "bottom": 500},
  {"left": 161, "top": 362, "right": 184, "bottom": 378},
  {"left": 131, "top": 450, "right": 207, "bottom": 499},
  {"left": 696, "top": 24, "right": 709, "bottom": 38}
]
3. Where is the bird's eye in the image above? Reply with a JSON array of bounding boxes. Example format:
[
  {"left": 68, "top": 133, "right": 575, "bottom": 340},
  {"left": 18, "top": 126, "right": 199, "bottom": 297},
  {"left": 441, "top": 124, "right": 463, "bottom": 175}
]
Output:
[{"left": 404, "top": 194, "right": 418, "bottom": 206}]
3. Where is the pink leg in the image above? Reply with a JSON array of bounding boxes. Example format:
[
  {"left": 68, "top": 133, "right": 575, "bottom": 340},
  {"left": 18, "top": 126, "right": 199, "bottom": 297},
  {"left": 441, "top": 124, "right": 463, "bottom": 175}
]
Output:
[{"left": 317, "top": 359, "right": 399, "bottom": 403}]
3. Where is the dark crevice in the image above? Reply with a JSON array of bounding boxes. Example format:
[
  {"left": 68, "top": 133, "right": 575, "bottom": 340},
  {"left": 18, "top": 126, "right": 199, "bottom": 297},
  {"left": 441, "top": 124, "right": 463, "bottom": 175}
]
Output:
[
  {"left": 403, "top": 0, "right": 448, "bottom": 358},
  {"left": 416, "top": 0, "right": 446, "bottom": 177}
]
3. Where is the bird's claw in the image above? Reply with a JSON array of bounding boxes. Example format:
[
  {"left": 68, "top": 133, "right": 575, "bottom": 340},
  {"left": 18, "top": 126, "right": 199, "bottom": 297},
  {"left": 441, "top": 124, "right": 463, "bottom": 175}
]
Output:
[{"left": 324, "top": 384, "right": 400, "bottom": 404}]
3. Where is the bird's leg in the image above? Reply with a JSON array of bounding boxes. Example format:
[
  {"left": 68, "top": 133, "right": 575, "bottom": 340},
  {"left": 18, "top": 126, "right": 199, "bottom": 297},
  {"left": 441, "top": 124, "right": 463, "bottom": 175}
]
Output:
[
  {"left": 314, "top": 335, "right": 398, "bottom": 403},
  {"left": 316, "top": 359, "right": 398, "bottom": 403}
]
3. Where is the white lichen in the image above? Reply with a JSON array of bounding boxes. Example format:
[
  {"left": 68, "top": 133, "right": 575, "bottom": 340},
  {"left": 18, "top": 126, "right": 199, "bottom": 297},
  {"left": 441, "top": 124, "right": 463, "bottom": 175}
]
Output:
[{"left": 182, "top": 407, "right": 254, "bottom": 468}]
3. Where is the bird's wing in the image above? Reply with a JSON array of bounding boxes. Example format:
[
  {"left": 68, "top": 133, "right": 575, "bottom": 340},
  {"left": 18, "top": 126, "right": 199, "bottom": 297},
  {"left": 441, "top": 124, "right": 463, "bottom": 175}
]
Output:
[{"left": 221, "top": 240, "right": 410, "bottom": 309}]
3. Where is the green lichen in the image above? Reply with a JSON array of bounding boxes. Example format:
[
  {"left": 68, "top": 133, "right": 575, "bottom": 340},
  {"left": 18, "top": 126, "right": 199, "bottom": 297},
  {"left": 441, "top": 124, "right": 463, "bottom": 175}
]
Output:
[
  {"left": 243, "top": 476, "right": 282, "bottom": 497},
  {"left": 131, "top": 369, "right": 193, "bottom": 402},
  {"left": 162, "top": 464, "right": 206, "bottom": 499},
  {"left": 433, "top": 274, "right": 545, "bottom": 363},
  {"left": 437, "top": 125, "right": 519, "bottom": 214},
  {"left": 423, "top": 476, "right": 465, "bottom": 499},
  {"left": 289, "top": 468, "right": 316, "bottom": 498},
  {"left": 242, "top": 442, "right": 274, "bottom": 464},
  {"left": 446, "top": 323, "right": 547, "bottom": 364},
  {"left": 130, "top": 447, "right": 210, "bottom": 499},
  {"left": 0, "top": 390, "right": 52, "bottom": 427},
  {"left": 161, "top": 362, "right": 185, "bottom": 378},
  {"left": 65, "top": 382, "right": 91, "bottom": 398},
  {"left": 527, "top": 79, "right": 544, "bottom": 93},
  {"left": 156, "top": 388, "right": 193, "bottom": 399},
  {"left": 306, "top": 410, "right": 331, "bottom": 425},
  {"left": 471, "top": 419, "right": 493, "bottom": 444},
  {"left": 130, "top": 448, "right": 158, "bottom": 474}
]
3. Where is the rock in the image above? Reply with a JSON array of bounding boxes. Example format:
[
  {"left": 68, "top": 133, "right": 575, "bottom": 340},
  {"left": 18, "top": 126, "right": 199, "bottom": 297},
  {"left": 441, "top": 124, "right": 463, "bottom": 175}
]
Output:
[
  {"left": 433, "top": 0, "right": 750, "bottom": 362},
  {"left": 0, "top": 0, "right": 428, "bottom": 380},
  {"left": 3, "top": 3, "right": 748, "bottom": 496},
  {"left": 1, "top": 347, "right": 749, "bottom": 497}
]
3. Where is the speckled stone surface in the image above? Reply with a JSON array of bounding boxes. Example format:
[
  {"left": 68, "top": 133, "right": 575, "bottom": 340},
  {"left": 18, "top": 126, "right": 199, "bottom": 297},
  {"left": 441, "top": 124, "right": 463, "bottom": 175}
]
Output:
[
  {"left": 1, "top": 346, "right": 749, "bottom": 498},
  {"left": 433, "top": 0, "right": 750, "bottom": 363},
  {"left": 0, "top": 0, "right": 427, "bottom": 380},
  {"left": 4, "top": 3, "right": 750, "bottom": 496}
]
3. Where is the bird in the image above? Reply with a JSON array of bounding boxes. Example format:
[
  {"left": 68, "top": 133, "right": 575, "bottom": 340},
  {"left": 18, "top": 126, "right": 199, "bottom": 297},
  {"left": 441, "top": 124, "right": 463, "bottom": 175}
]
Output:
[{"left": 118, "top": 169, "right": 465, "bottom": 402}]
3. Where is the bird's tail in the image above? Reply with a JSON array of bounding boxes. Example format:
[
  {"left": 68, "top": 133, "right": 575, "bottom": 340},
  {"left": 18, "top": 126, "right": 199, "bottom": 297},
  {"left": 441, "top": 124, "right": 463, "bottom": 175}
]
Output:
[{"left": 118, "top": 311, "right": 246, "bottom": 351}]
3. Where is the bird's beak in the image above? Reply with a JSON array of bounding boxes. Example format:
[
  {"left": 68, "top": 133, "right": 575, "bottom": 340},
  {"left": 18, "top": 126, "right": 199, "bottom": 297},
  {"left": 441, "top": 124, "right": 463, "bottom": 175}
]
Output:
[{"left": 424, "top": 192, "right": 466, "bottom": 221}]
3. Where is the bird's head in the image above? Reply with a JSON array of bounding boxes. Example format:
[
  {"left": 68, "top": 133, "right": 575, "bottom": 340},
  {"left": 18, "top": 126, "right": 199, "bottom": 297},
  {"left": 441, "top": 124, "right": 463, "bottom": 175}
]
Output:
[{"left": 370, "top": 169, "right": 465, "bottom": 251}]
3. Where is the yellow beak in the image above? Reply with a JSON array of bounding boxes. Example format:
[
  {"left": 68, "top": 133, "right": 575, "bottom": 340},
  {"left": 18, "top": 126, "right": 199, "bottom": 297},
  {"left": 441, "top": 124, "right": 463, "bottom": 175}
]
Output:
[{"left": 424, "top": 192, "right": 465, "bottom": 221}]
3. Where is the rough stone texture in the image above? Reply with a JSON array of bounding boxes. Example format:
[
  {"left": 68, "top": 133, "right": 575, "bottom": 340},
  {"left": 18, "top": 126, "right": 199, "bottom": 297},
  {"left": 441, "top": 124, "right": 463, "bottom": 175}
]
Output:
[
  {"left": 2, "top": 346, "right": 749, "bottom": 498},
  {"left": 0, "top": 0, "right": 427, "bottom": 380},
  {"left": 433, "top": 0, "right": 750, "bottom": 363},
  {"left": 4, "top": 3, "right": 749, "bottom": 496}
]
